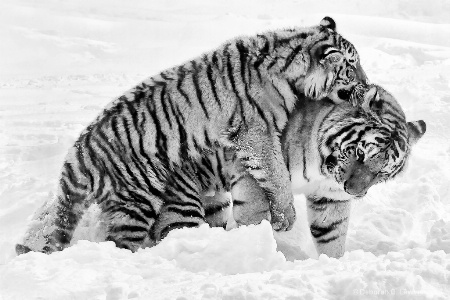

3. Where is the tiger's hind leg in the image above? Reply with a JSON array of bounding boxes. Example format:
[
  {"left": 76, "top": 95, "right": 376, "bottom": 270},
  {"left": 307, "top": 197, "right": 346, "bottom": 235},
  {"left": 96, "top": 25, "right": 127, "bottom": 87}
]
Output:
[
  {"left": 100, "top": 190, "right": 159, "bottom": 252},
  {"left": 231, "top": 173, "right": 272, "bottom": 226},
  {"left": 152, "top": 169, "right": 207, "bottom": 242},
  {"left": 202, "top": 192, "right": 232, "bottom": 228},
  {"left": 16, "top": 162, "right": 93, "bottom": 254}
]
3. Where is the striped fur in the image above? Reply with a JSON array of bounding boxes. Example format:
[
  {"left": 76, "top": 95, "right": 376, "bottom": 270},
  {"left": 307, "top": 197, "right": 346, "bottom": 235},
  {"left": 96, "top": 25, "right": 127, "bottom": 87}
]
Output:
[
  {"left": 225, "top": 85, "right": 426, "bottom": 258},
  {"left": 16, "top": 17, "right": 368, "bottom": 254}
]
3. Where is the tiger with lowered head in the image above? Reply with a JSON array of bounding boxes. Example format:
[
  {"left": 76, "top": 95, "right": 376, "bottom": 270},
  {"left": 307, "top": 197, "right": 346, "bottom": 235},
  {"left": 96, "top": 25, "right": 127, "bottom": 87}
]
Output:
[
  {"left": 16, "top": 16, "right": 368, "bottom": 254},
  {"left": 220, "top": 85, "right": 426, "bottom": 258}
]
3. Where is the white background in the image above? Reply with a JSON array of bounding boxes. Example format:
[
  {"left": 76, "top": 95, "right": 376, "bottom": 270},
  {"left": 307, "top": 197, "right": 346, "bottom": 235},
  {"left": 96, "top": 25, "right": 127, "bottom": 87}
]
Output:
[{"left": 0, "top": 0, "right": 449, "bottom": 299}]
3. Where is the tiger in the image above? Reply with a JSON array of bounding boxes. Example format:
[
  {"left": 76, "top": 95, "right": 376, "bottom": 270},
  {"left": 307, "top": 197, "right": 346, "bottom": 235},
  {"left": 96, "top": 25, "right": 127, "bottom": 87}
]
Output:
[
  {"left": 16, "top": 16, "right": 369, "bottom": 255},
  {"left": 208, "top": 85, "right": 426, "bottom": 258}
]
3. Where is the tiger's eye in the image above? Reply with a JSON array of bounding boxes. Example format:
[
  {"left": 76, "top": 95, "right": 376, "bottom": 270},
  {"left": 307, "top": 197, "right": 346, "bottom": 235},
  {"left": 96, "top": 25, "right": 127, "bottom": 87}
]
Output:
[
  {"left": 347, "top": 68, "right": 356, "bottom": 81},
  {"left": 357, "top": 148, "right": 365, "bottom": 162},
  {"left": 327, "top": 53, "right": 342, "bottom": 63}
]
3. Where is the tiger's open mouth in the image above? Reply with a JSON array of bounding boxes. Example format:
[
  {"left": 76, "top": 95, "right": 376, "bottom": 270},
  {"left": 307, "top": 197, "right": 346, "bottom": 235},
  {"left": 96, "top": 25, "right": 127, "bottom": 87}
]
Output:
[
  {"left": 337, "top": 83, "right": 368, "bottom": 104},
  {"left": 337, "top": 89, "right": 352, "bottom": 101}
]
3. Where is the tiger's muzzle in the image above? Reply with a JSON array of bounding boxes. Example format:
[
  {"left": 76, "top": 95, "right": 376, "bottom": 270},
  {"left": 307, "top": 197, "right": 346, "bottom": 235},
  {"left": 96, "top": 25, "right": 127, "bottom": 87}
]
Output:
[
  {"left": 334, "top": 61, "right": 369, "bottom": 103},
  {"left": 342, "top": 161, "right": 377, "bottom": 197}
]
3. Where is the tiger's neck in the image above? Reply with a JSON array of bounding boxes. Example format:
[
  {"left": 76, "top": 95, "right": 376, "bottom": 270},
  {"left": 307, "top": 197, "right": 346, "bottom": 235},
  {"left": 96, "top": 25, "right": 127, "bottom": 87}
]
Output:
[{"left": 282, "top": 99, "right": 354, "bottom": 201}]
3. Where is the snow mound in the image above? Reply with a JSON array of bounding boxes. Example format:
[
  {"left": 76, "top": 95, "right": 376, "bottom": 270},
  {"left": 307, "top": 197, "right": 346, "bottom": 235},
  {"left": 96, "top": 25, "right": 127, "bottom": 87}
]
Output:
[
  {"left": 146, "top": 221, "right": 286, "bottom": 274},
  {"left": 1, "top": 224, "right": 449, "bottom": 299}
]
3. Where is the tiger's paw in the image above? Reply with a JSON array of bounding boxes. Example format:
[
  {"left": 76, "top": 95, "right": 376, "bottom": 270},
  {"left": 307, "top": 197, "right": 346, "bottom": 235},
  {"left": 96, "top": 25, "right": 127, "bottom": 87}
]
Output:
[
  {"left": 271, "top": 203, "right": 296, "bottom": 231},
  {"left": 15, "top": 244, "right": 33, "bottom": 255},
  {"left": 15, "top": 242, "right": 59, "bottom": 255}
]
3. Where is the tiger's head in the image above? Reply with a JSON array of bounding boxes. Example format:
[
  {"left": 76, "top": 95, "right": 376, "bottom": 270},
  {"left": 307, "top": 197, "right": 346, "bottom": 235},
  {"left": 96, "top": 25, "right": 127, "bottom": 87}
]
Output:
[
  {"left": 321, "top": 85, "right": 426, "bottom": 197},
  {"left": 303, "top": 17, "right": 369, "bottom": 104},
  {"left": 269, "top": 16, "right": 368, "bottom": 104}
]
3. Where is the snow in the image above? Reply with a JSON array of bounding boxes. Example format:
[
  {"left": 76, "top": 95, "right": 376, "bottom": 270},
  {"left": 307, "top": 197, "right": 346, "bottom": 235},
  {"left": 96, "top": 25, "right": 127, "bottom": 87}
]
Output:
[{"left": 1, "top": 0, "right": 450, "bottom": 299}]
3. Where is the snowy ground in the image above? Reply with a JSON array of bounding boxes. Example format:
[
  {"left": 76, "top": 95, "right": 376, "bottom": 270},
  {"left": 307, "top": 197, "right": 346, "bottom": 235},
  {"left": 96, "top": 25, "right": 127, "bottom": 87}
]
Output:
[{"left": 1, "top": 0, "right": 450, "bottom": 299}]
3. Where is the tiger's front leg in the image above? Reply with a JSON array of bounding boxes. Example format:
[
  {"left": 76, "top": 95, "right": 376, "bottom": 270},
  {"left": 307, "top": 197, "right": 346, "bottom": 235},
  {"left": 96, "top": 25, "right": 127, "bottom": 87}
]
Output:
[
  {"left": 233, "top": 126, "right": 295, "bottom": 231},
  {"left": 306, "top": 195, "right": 351, "bottom": 258}
]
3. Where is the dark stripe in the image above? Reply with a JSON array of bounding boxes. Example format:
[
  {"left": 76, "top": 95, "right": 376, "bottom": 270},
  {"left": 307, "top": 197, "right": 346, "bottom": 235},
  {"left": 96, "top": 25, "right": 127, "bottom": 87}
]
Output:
[
  {"left": 145, "top": 96, "right": 169, "bottom": 163},
  {"left": 166, "top": 206, "right": 204, "bottom": 219},
  {"left": 271, "top": 112, "right": 281, "bottom": 133},
  {"left": 114, "top": 191, "right": 151, "bottom": 212},
  {"left": 266, "top": 59, "right": 278, "bottom": 70},
  {"left": 158, "top": 83, "right": 173, "bottom": 129},
  {"left": 118, "top": 109, "right": 153, "bottom": 191},
  {"left": 160, "top": 72, "right": 171, "bottom": 81},
  {"left": 253, "top": 34, "right": 270, "bottom": 75},
  {"left": 204, "top": 56, "right": 222, "bottom": 109},
  {"left": 317, "top": 235, "right": 340, "bottom": 244},
  {"left": 160, "top": 221, "right": 200, "bottom": 239},
  {"left": 169, "top": 184, "right": 201, "bottom": 204},
  {"left": 224, "top": 44, "right": 246, "bottom": 124},
  {"left": 59, "top": 177, "right": 85, "bottom": 200},
  {"left": 116, "top": 236, "right": 147, "bottom": 244},
  {"left": 137, "top": 110, "right": 167, "bottom": 190},
  {"left": 308, "top": 197, "right": 346, "bottom": 211},
  {"left": 201, "top": 156, "right": 215, "bottom": 175},
  {"left": 112, "top": 115, "right": 147, "bottom": 190},
  {"left": 236, "top": 40, "right": 271, "bottom": 130},
  {"left": 84, "top": 134, "right": 114, "bottom": 191},
  {"left": 176, "top": 66, "right": 192, "bottom": 106},
  {"left": 211, "top": 51, "right": 222, "bottom": 72},
  {"left": 192, "top": 136, "right": 202, "bottom": 153},
  {"left": 310, "top": 217, "right": 347, "bottom": 239},
  {"left": 74, "top": 141, "right": 94, "bottom": 190},
  {"left": 215, "top": 151, "right": 227, "bottom": 188},
  {"left": 203, "top": 128, "right": 212, "bottom": 148},
  {"left": 325, "top": 122, "right": 365, "bottom": 148},
  {"left": 93, "top": 129, "right": 133, "bottom": 188},
  {"left": 110, "top": 224, "right": 148, "bottom": 233},
  {"left": 173, "top": 104, "right": 189, "bottom": 158},
  {"left": 302, "top": 147, "right": 310, "bottom": 182},
  {"left": 191, "top": 60, "right": 210, "bottom": 119},
  {"left": 286, "top": 80, "right": 298, "bottom": 98},
  {"left": 282, "top": 44, "right": 303, "bottom": 72},
  {"left": 63, "top": 162, "right": 87, "bottom": 190},
  {"left": 233, "top": 199, "right": 246, "bottom": 206},
  {"left": 270, "top": 82, "right": 289, "bottom": 117},
  {"left": 205, "top": 202, "right": 230, "bottom": 216},
  {"left": 310, "top": 224, "right": 334, "bottom": 239},
  {"left": 106, "top": 206, "right": 150, "bottom": 225}
]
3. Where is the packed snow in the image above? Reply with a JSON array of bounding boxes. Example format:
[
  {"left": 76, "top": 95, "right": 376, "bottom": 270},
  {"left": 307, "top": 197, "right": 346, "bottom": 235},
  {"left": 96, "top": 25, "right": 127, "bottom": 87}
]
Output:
[{"left": 1, "top": 0, "right": 449, "bottom": 299}]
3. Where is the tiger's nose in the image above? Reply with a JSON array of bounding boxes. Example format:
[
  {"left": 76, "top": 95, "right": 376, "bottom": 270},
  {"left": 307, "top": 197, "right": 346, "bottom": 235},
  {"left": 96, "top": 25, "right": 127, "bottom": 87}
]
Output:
[{"left": 343, "top": 180, "right": 368, "bottom": 197}]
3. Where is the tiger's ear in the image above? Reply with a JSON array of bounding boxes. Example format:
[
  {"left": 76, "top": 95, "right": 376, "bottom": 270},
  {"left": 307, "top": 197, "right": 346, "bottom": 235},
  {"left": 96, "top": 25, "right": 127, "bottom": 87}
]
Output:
[
  {"left": 320, "top": 16, "right": 336, "bottom": 31},
  {"left": 407, "top": 120, "right": 426, "bottom": 145}
]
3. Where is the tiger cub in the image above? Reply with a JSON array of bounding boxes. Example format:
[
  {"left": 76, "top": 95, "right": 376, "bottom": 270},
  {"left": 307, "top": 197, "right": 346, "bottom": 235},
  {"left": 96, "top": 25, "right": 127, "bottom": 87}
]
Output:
[
  {"left": 216, "top": 85, "right": 426, "bottom": 258},
  {"left": 16, "top": 16, "right": 368, "bottom": 254}
]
